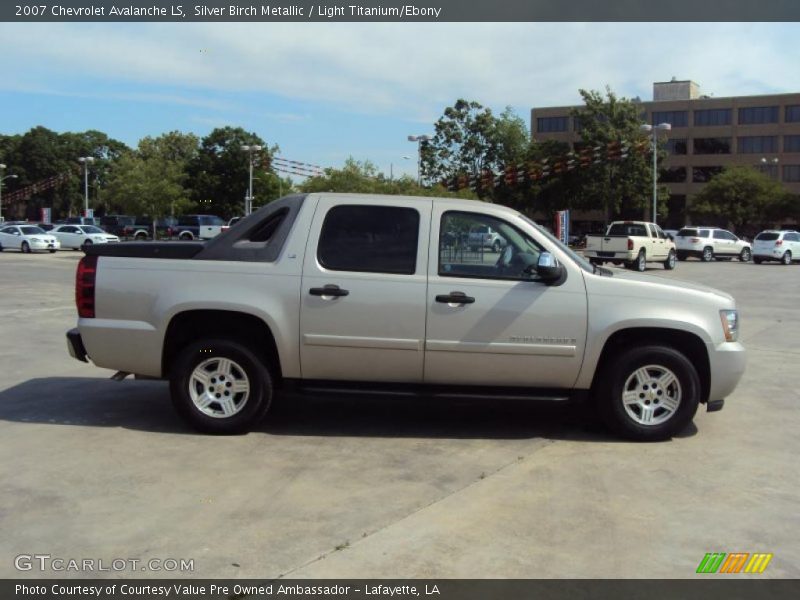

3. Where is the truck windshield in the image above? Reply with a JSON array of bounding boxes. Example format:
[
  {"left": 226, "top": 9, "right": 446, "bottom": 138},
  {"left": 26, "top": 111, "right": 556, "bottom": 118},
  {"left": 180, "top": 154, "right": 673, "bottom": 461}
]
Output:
[{"left": 518, "top": 215, "right": 596, "bottom": 275}]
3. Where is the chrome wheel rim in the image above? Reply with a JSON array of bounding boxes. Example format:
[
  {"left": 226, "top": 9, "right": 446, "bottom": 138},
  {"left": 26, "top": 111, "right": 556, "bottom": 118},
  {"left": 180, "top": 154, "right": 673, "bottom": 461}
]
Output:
[
  {"left": 668, "top": 252, "right": 676, "bottom": 268},
  {"left": 783, "top": 252, "right": 791, "bottom": 265},
  {"left": 621, "top": 364, "right": 682, "bottom": 426},
  {"left": 189, "top": 357, "right": 250, "bottom": 419},
  {"left": 638, "top": 253, "right": 645, "bottom": 271},
  {"left": 742, "top": 249, "right": 750, "bottom": 261},
  {"left": 703, "top": 248, "right": 712, "bottom": 261}
]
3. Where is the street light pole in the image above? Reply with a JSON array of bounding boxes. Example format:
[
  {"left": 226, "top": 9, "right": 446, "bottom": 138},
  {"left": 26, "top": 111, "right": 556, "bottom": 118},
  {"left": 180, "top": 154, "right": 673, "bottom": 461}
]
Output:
[
  {"left": 407, "top": 135, "right": 431, "bottom": 186},
  {"left": 639, "top": 123, "right": 672, "bottom": 223},
  {"left": 77, "top": 156, "right": 95, "bottom": 217},
  {"left": 759, "top": 157, "right": 779, "bottom": 178},
  {"left": 0, "top": 164, "right": 19, "bottom": 223},
  {"left": 241, "top": 145, "right": 263, "bottom": 216}
]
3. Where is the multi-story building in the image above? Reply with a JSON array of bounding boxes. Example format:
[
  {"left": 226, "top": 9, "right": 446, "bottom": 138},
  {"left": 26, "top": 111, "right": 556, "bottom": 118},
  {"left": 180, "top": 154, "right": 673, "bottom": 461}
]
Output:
[{"left": 531, "top": 79, "right": 800, "bottom": 230}]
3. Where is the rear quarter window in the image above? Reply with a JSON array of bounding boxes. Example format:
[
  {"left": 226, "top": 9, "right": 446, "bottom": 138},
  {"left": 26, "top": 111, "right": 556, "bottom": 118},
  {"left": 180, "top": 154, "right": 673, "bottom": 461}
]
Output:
[{"left": 677, "top": 228, "right": 697, "bottom": 237}]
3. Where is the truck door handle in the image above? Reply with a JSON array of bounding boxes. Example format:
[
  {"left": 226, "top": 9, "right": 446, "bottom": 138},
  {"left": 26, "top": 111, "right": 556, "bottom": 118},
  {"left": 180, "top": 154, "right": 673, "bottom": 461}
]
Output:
[
  {"left": 309, "top": 285, "right": 349, "bottom": 297},
  {"left": 436, "top": 292, "right": 475, "bottom": 305}
]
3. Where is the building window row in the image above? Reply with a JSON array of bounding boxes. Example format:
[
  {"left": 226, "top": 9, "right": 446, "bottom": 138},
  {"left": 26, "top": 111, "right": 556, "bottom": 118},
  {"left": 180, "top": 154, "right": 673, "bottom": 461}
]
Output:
[
  {"left": 536, "top": 116, "right": 569, "bottom": 133},
  {"left": 538, "top": 105, "right": 800, "bottom": 134},
  {"left": 785, "top": 165, "right": 800, "bottom": 182},
  {"left": 651, "top": 105, "right": 800, "bottom": 128},
  {"left": 659, "top": 165, "right": 800, "bottom": 183},
  {"left": 659, "top": 135, "right": 800, "bottom": 156},
  {"left": 694, "top": 109, "right": 731, "bottom": 126}
]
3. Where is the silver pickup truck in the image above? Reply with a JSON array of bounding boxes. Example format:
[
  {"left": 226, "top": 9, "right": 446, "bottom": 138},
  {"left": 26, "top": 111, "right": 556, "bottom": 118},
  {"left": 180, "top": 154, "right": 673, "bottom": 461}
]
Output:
[{"left": 66, "top": 193, "right": 745, "bottom": 441}]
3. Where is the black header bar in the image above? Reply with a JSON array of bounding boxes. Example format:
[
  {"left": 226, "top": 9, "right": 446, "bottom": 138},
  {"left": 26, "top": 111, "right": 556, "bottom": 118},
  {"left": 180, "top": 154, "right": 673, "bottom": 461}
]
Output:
[{"left": 3, "top": 0, "right": 800, "bottom": 22}]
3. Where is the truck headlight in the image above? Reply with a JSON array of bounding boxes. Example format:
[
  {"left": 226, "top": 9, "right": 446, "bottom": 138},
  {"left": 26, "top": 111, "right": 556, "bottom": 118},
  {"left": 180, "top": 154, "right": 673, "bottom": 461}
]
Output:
[{"left": 720, "top": 310, "right": 739, "bottom": 342}]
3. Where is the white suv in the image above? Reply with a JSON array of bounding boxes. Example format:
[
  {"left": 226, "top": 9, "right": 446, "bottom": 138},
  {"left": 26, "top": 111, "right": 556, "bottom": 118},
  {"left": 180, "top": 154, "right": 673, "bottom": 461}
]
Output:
[
  {"left": 674, "top": 227, "right": 752, "bottom": 262},
  {"left": 753, "top": 230, "right": 800, "bottom": 265}
]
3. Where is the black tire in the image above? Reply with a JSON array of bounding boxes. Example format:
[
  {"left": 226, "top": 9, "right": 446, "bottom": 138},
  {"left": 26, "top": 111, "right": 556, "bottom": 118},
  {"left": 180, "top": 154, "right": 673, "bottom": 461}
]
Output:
[
  {"left": 627, "top": 249, "right": 646, "bottom": 272},
  {"left": 21, "top": 241, "right": 30, "bottom": 254},
  {"left": 753, "top": 257, "right": 763, "bottom": 264},
  {"left": 782, "top": 251, "right": 792, "bottom": 265},
  {"left": 701, "top": 246, "right": 713, "bottom": 262},
  {"left": 492, "top": 240, "right": 502, "bottom": 253},
  {"left": 169, "top": 338, "right": 273, "bottom": 434},
  {"left": 180, "top": 233, "right": 193, "bottom": 241},
  {"left": 676, "top": 251, "right": 687, "bottom": 261},
  {"left": 664, "top": 250, "right": 676, "bottom": 270},
  {"left": 81, "top": 239, "right": 93, "bottom": 251},
  {"left": 49, "top": 249, "right": 57, "bottom": 253},
  {"left": 739, "top": 248, "right": 751, "bottom": 262},
  {"left": 596, "top": 345, "right": 701, "bottom": 441},
  {"left": 135, "top": 233, "right": 148, "bottom": 241}
]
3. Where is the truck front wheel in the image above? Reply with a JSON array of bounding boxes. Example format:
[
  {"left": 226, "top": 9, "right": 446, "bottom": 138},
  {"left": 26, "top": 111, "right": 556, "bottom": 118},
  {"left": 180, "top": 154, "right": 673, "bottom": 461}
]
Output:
[
  {"left": 597, "top": 345, "right": 700, "bottom": 441},
  {"left": 663, "top": 250, "right": 676, "bottom": 270},
  {"left": 169, "top": 338, "right": 273, "bottom": 434}
]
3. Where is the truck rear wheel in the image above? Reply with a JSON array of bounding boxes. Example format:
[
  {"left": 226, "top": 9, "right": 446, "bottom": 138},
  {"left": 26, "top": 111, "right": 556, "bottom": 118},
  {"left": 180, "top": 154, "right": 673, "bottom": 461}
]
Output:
[
  {"left": 597, "top": 345, "right": 700, "bottom": 441},
  {"left": 169, "top": 338, "right": 273, "bottom": 434},
  {"left": 627, "top": 250, "right": 646, "bottom": 272}
]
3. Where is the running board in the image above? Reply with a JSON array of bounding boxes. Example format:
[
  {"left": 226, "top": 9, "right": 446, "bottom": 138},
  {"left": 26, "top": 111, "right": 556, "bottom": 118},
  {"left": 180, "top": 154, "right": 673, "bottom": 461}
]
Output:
[{"left": 284, "top": 379, "right": 582, "bottom": 403}]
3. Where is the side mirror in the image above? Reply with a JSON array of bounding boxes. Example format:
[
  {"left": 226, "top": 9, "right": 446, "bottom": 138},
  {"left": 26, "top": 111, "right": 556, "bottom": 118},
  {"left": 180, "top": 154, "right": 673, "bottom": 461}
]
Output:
[{"left": 536, "top": 252, "right": 565, "bottom": 284}]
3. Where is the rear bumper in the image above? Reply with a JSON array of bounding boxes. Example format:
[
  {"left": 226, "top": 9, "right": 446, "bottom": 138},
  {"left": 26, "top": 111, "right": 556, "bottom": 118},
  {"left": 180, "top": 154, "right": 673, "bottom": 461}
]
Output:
[
  {"left": 584, "top": 251, "right": 634, "bottom": 261},
  {"left": 66, "top": 328, "right": 88, "bottom": 362}
]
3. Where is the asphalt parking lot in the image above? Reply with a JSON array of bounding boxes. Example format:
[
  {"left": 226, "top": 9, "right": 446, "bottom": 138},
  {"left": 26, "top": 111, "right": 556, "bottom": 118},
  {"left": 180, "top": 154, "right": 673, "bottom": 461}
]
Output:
[{"left": 0, "top": 249, "right": 798, "bottom": 579}]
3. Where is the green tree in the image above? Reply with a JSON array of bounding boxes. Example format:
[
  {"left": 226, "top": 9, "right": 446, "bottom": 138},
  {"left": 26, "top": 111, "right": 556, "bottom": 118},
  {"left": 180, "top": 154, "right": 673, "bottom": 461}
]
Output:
[
  {"left": 103, "top": 131, "right": 200, "bottom": 218},
  {"left": 0, "top": 127, "right": 128, "bottom": 219},
  {"left": 187, "top": 127, "right": 279, "bottom": 218},
  {"left": 299, "top": 157, "right": 477, "bottom": 199},
  {"left": 691, "top": 167, "right": 788, "bottom": 231},
  {"left": 570, "top": 88, "right": 657, "bottom": 222},
  {"left": 421, "top": 100, "right": 534, "bottom": 208}
]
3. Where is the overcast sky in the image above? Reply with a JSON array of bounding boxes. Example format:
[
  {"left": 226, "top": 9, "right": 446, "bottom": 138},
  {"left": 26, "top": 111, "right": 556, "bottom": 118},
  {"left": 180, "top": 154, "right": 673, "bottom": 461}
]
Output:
[{"left": 1, "top": 22, "right": 798, "bottom": 179}]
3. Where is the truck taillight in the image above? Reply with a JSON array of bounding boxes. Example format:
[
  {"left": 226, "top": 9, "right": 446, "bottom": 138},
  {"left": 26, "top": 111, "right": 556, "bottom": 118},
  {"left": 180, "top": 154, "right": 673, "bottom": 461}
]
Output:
[
  {"left": 76, "top": 255, "right": 98, "bottom": 318},
  {"left": 627, "top": 239, "right": 634, "bottom": 251}
]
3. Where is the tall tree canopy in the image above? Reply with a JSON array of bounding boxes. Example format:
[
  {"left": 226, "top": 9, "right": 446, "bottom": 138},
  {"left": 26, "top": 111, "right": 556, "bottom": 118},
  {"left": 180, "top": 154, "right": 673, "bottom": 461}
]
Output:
[
  {"left": 691, "top": 166, "right": 789, "bottom": 231},
  {"left": 569, "top": 87, "right": 658, "bottom": 221},
  {"left": 187, "top": 127, "right": 280, "bottom": 218},
  {"left": 421, "top": 100, "right": 529, "bottom": 191}
]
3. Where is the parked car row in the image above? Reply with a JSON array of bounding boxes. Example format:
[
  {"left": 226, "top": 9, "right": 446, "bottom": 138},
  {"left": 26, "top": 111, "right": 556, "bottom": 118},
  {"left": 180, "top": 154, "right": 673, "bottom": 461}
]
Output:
[
  {"left": 674, "top": 227, "right": 752, "bottom": 262},
  {"left": 0, "top": 223, "right": 121, "bottom": 252}
]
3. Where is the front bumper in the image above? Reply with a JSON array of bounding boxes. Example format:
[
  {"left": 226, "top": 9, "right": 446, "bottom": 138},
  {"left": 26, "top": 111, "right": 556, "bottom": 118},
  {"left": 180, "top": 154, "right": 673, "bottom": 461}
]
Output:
[
  {"left": 66, "top": 328, "right": 88, "bottom": 362},
  {"left": 706, "top": 341, "right": 746, "bottom": 404},
  {"left": 31, "top": 240, "right": 60, "bottom": 250}
]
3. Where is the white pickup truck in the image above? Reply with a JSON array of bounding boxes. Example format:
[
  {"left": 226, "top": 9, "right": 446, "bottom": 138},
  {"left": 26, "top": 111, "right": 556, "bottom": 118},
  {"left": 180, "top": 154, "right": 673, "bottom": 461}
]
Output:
[
  {"left": 66, "top": 194, "right": 745, "bottom": 441},
  {"left": 584, "top": 221, "right": 677, "bottom": 271}
]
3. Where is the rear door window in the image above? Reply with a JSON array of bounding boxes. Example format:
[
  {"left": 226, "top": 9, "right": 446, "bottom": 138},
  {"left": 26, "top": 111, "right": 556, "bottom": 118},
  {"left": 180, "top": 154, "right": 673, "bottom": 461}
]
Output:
[{"left": 317, "top": 205, "right": 420, "bottom": 275}]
